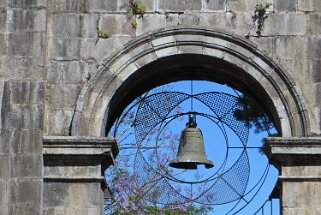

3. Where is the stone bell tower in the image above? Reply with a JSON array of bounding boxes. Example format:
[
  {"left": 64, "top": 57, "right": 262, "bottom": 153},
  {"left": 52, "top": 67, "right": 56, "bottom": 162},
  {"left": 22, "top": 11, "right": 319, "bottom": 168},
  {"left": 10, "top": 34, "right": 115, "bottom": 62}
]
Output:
[{"left": 0, "top": 0, "right": 320, "bottom": 214}]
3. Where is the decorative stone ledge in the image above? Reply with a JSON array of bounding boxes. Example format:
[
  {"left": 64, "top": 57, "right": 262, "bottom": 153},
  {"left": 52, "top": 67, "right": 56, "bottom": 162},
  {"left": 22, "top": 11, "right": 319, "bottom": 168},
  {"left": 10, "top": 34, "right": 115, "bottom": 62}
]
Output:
[
  {"left": 266, "top": 137, "right": 321, "bottom": 158},
  {"left": 43, "top": 136, "right": 119, "bottom": 181},
  {"left": 42, "top": 136, "right": 119, "bottom": 214},
  {"left": 266, "top": 137, "right": 321, "bottom": 181}
]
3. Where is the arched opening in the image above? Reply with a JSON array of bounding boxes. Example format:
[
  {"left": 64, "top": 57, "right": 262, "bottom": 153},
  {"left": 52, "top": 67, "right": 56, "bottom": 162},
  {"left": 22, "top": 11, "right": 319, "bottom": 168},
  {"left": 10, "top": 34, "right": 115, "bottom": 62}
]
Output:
[
  {"left": 105, "top": 79, "right": 280, "bottom": 214},
  {"left": 69, "top": 26, "right": 311, "bottom": 214},
  {"left": 105, "top": 54, "right": 281, "bottom": 136}
]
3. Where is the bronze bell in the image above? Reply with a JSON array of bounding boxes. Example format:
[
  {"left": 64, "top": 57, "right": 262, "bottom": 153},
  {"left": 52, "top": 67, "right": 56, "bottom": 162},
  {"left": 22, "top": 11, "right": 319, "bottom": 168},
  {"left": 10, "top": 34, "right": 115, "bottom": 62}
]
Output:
[{"left": 169, "top": 115, "right": 214, "bottom": 169}]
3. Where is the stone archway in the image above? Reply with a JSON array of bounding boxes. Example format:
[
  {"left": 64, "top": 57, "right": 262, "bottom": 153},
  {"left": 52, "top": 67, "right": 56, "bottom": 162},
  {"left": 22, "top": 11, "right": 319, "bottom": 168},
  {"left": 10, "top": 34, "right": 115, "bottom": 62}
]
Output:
[
  {"left": 46, "top": 27, "right": 321, "bottom": 215},
  {"left": 70, "top": 26, "right": 309, "bottom": 139}
]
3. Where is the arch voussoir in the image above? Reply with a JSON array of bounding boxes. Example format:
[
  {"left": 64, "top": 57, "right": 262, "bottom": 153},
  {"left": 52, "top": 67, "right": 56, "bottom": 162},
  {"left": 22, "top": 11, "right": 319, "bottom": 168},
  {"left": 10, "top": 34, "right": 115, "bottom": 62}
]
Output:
[{"left": 71, "top": 26, "right": 309, "bottom": 138}]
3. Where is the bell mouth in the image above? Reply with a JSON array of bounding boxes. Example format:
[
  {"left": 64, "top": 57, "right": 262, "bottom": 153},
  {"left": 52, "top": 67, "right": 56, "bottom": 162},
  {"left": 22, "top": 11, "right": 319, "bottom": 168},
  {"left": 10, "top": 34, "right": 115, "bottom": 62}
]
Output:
[{"left": 169, "top": 159, "right": 214, "bottom": 169}]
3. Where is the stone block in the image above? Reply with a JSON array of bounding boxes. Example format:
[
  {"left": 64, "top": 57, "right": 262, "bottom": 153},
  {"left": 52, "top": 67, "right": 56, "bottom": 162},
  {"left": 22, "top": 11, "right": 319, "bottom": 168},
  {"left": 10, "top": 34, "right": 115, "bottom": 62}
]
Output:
[
  {"left": 11, "top": 154, "right": 42, "bottom": 177},
  {"left": 65, "top": 207, "right": 102, "bottom": 215},
  {"left": 264, "top": 14, "right": 308, "bottom": 36},
  {"left": 314, "top": 83, "right": 321, "bottom": 105},
  {"left": 49, "top": 37, "right": 81, "bottom": 60},
  {"left": 178, "top": 12, "right": 201, "bottom": 26},
  {"left": 165, "top": 13, "right": 179, "bottom": 26},
  {"left": 157, "top": 0, "right": 202, "bottom": 11},
  {"left": 50, "top": 0, "right": 87, "bottom": 13},
  {"left": 8, "top": 179, "right": 42, "bottom": 204},
  {"left": 82, "top": 60, "right": 99, "bottom": 81},
  {"left": 273, "top": 36, "right": 306, "bottom": 60},
  {"left": 282, "top": 207, "right": 312, "bottom": 215},
  {"left": 199, "top": 12, "right": 252, "bottom": 35},
  {"left": 0, "top": 34, "right": 6, "bottom": 55},
  {"left": 8, "top": 32, "right": 45, "bottom": 57},
  {"left": 44, "top": 108, "right": 73, "bottom": 135},
  {"left": 68, "top": 183, "right": 102, "bottom": 207},
  {"left": 308, "top": 14, "right": 321, "bottom": 35},
  {"left": 118, "top": 0, "right": 156, "bottom": 12},
  {"left": 8, "top": 0, "right": 47, "bottom": 8},
  {"left": 45, "top": 83, "right": 81, "bottom": 109},
  {"left": 0, "top": 9, "right": 6, "bottom": 31},
  {"left": 199, "top": 13, "right": 235, "bottom": 31},
  {"left": 250, "top": 37, "right": 273, "bottom": 55},
  {"left": 45, "top": 84, "right": 65, "bottom": 109},
  {"left": 275, "top": 0, "right": 296, "bottom": 11},
  {"left": 82, "top": 14, "right": 99, "bottom": 38},
  {"left": 306, "top": 36, "right": 321, "bottom": 59},
  {"left": 227, "top": 0, "right": 273, "bottom": 12},
  {"left": 47, "top": 61, "right": 86, "bottom": 85},
  {"left": 87, "top": 0, "right": 118, "bottom": 12},
  {"left": 0, "top": 156, "right": 10, "bottom": 178},
  {"left": 43, "top": 207, "right": 66, "bottom": 215},
  {"left": 7, "top": 9, "right": 46, "bottom": 32},
  {"left": 311, "top": 60, "right": 321, "bottom": 83},
  {"left": 204, "top": 0, "right": 226, "bottom": 11},
  {"left": 63, "top": 84, "right": 82, "bottom": 108},
  {"left": 282, "top": 182, "right": 321, "bottom": 208},
  {"left": 298, "top": 0, "right": 321, "bottom": 11},
  {"left": 49, "top": 14, "right": 83, "bottom": 37},
  {"left": 140, "top": 0, "right": 156, "bottom": 12},
  {"left": 0, "top": 0, "right": 7, "bottom": 8},
  {"left": 10, "top": 129, "right": 42, "bottom": 154},
  {"left": 98, "top": 14, "right": 135, "bottom": 36},
  {"left": 80, "top": 37, "right": 132, "bottom": 61},
  {"left": 44, "top": 182, "right": 101, "bottom": 208},
  {"left": 289, "top": 58, "right": 314, "bottom": 87},
  {"left": 8, "top": 204, "right": 41, "bottom": 215},
  {"left": 136, "top": 14, "right": 166, "bottom": 36},
  {"left": 1, "top": 105, "right": 44, "bottom": 129},
  {"left": 0, "top": 55, "right": 46, "bottom": 79},
  {"left": 44, "top": 165, "right": 101, "bottom": 179},
  {"left": 44, "top": 182, "right": 69, "bottom": 207},
  {"left": 10, "top": 81, "right": 45, "bottom": 105},
  {"left": 0, "top": 180, "right": 6, "bottom": 206},
  {"left": 46, "top": 61, "right": 64, "bottom": 85},
  {"left": 0, "top": 130, "right": 11, "bottom": 154},
  {"left": 1, "top": 81, "right": 11, "bottom": 108}
]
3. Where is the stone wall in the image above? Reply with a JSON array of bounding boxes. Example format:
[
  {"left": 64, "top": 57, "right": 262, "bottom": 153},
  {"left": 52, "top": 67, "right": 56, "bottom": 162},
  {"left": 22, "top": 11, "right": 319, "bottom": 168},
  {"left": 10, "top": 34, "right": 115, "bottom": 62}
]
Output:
[
  {"left": 42, "top": 0, "right": 321, "bottom": 136},
  {"left": 0, "top": 1, "right": 46, "bottom": 214},
  {"left": 0, "top": 0, "right": 320, "bottom": 214}
]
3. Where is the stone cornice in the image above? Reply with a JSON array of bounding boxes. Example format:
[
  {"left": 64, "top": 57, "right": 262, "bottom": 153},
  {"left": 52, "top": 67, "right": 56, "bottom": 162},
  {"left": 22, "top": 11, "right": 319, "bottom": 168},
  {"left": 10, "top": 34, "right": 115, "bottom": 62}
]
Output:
[
  {"left": 43, "top": 136, "right": 119, "bottom": 182},
  {"left": 266, "top": 137, "right": 321, "bottom": 167}
]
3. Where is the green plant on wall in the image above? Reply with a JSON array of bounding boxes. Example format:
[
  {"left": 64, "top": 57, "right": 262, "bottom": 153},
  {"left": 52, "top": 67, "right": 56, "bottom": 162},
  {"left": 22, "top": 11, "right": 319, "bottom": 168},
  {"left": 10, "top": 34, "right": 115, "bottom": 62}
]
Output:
[
  {"left": 246, "top": 3, "right": 272, "bottom": 38},
  {"left": 85, "top": 72, "right": 92, "bottom": 81},
  {"left": 96, "top": 18, "right": 111, "bottom": 45},
  {"left": 97, "top": 30, "right": 111, "bottom": 39},
  {"left": 123, "top": 0, "right": 146, "bottom": 29},
  {"left": 254, "top": 3, "right": 272, "bottom": 37}
]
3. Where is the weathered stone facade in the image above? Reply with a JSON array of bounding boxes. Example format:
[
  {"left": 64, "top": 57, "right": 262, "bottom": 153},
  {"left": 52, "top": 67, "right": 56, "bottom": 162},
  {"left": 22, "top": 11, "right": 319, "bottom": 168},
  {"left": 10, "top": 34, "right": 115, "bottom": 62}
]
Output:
[{"left": 0, "top": 0, "right": 321, "bottom": 214}]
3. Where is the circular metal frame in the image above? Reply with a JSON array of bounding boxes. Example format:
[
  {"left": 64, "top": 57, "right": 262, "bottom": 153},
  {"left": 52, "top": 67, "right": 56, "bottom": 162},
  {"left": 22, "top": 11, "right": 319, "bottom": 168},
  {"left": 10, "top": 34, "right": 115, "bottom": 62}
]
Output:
[{"left": 108, "top": 85, "right": 279, "bottom": 214}]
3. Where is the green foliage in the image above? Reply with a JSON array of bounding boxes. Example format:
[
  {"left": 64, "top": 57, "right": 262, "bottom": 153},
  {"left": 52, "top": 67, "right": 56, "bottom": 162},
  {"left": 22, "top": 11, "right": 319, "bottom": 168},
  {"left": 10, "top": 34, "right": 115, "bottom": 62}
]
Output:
[
  {"left": 85, "top": 72, "right": 92, "bottom": 81},
  {"left": 96, "top": 17, "right": 111, "bottom": 40},
  {"left": 131, "top": 19, "right": 138, "bottom": 29},
  {"left": 254, "top": 3, "right": 272, "bottom": 37},
  {"left": 245, "top": 32, "right": 251, "bottom": 39},
  {"left": 123, "top": 0, "right": 146, "bottom": 29},
  {"left": 234, "top": 94, "right": 274, "bottom": 134},
  {"left": 255, "top": 3, "right": 271, "bottom": 16},
  {"left": 97, "top": 30, "right": 111, "bottom": 39}
]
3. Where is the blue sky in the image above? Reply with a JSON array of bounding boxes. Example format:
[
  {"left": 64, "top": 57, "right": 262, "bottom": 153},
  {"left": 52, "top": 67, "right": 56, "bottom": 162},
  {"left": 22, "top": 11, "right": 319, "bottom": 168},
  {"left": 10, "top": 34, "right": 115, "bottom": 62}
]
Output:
[{"left": 107, "top": 80, "right": 280, "bottom": 214}]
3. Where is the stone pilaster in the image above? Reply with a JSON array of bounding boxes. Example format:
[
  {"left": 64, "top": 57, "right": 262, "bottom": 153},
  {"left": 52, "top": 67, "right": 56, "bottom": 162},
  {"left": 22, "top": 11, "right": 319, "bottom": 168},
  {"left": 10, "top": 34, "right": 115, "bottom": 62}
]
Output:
[
  {"left": 266, "top": 137, "right": 321, "bottom": 215},
  {"left": 42, "top": 136, "right": 118, "bottom": 215}
]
